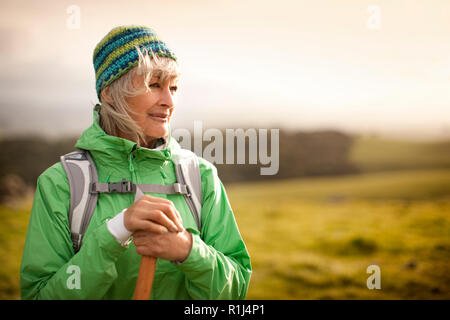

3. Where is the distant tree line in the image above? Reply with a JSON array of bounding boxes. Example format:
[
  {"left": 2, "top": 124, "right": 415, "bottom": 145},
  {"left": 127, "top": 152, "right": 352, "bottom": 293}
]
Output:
[
  {"left": 211, "top": 130, "right": 360, "bottom": 183},
  {"left": 0, "top": 129, "right": 360, "bottom": 201}
]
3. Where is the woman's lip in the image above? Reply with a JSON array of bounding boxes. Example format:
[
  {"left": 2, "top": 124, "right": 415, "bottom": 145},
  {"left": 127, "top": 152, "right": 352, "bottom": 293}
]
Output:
[
  {"left": 148, "top": 113, "right": 169, "bottom": 118},
  {"left": 148, "top": 113, "right": 169, "bottom": 121}
]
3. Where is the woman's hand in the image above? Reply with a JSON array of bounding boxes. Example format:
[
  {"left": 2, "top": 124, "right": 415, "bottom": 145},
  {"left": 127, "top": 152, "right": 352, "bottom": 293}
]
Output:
[
  {"left": 124, "top": 194, "right": 184, "bottom": 234},
  {"left": 124, "top": 194, "right": 192, "bottom": 261},
  {"left": 133, "top": 229, "right": 193, "bottom": 262}
]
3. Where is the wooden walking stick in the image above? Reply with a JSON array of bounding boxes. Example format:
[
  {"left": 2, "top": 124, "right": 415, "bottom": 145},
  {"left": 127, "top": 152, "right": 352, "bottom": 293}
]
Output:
[
  {"left": 132, "top": 186, "right": 157, "bottom": 300},
  {"left": 133, "top": 256, "right": 157, "bottom": 300}
]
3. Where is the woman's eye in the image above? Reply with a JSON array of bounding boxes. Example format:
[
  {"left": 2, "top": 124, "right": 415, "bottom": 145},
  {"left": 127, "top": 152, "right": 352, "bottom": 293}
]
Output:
[
  {"left": 170, "top": 86, "right": 178, "bottom": 92},
  {"left": 149, "top": 83, "right": 160, "bottom": 88}
]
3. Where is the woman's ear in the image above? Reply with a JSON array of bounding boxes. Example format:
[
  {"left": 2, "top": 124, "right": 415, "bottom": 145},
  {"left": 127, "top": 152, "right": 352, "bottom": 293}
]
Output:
[{"left": 100, "top": 87, "right": 112, "bottom": 104}]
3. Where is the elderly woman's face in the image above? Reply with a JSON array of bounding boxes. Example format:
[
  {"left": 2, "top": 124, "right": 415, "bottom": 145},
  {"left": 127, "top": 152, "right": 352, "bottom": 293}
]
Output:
[{"left": 126, "top": 74, "right": 178, "bottom": 146}]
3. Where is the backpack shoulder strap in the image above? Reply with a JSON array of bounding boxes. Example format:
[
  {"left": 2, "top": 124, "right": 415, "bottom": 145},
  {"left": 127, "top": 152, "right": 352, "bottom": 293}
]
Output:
[
  {"left": 60, "top": 147, "right": 203, "bottom": 252},
  {"left": 173, "top": 149, "right": 203, "bottom": 231},
  {"left": 60, "top": 149, "right": 98, "bottom": 253}
]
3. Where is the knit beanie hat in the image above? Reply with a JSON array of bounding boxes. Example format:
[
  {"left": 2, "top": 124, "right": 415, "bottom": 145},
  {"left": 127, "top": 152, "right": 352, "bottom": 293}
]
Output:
[{"left": 93, "top": 25, "right": 177, "bottom": 100}]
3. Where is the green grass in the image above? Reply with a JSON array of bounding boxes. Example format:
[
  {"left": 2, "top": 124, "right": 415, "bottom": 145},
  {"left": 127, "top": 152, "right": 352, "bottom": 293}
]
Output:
[
  {"left": 0, "top": 199, "right": 32, "bottom": 299},
  {"left": 229, "top": 169, "right": 450, "bottom": 202},
  {"left": 227, "top": 169, "right": 450, "bottom": 299},
  {"left": 1, "top": 169, "right": 449, "bottom": 299}
]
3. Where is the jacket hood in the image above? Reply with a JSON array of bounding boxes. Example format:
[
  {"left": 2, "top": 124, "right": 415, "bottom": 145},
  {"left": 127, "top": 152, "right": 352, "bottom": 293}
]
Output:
[{"left": 75, "top": 106, "right": 182, "bottom": 167}]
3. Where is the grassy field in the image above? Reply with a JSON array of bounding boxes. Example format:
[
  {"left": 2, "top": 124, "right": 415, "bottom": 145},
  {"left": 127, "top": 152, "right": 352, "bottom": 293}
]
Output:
[
  {"left": 1, "top": 168, "right": 449, "bottom": 299},
  {"left": 227, "top": 169, "right": 450, "bottom": 299},
  {"left": 0, "top": 197, "right": 32, "bottom": 299}
]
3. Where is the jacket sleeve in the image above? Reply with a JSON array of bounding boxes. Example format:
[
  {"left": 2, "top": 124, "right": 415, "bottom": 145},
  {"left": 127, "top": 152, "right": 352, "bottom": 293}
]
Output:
[
  {"left": 20, "top": 163, "right": 127, "bottom": 300},
  {"left": 175, "top": 159, "right": 252, "bottom": 299}
]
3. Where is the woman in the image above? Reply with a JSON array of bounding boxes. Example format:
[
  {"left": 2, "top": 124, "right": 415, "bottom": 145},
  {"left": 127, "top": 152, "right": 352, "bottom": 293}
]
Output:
[{"left": 20, "top": 25, "right": 252, "bottom": 299}]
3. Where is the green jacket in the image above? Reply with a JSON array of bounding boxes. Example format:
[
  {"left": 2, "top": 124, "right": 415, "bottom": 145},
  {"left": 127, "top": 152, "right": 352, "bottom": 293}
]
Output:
[{"left": 20, "top": 109, "right": 252, "bottom": 300}]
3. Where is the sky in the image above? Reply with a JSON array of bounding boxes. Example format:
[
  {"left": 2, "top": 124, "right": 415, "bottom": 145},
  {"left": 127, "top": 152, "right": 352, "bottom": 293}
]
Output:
[{"left": 0, "top": 0, "right": 449, "bottom": 140}]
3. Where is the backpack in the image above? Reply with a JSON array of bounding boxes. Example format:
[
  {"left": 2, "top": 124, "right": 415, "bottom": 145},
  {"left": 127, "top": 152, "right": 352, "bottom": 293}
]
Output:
[{"left": 60, "top": 148, "right": 202, "bottom": 253}]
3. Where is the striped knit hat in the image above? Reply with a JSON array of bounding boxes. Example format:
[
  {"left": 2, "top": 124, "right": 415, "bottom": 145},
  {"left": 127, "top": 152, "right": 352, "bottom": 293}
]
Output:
[{"left": 93, "top": 25, "right": 177, "bottom": 100}]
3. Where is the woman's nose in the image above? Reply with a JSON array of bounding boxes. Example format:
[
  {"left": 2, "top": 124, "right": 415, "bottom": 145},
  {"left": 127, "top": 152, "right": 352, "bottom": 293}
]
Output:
[{"left": 159, "top": 86, "right": 175, "bottom": 108}]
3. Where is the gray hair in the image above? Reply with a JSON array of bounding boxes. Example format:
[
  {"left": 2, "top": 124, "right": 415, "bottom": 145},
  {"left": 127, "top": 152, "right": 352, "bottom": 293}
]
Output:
[{"left": 98, "top": 47, "right": 180, "bottom": 147}]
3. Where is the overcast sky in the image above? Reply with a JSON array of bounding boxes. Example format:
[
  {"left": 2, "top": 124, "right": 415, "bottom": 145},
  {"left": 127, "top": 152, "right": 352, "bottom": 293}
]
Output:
[{"left": 0, "top": 0, "right": 449, "bottom": 140}]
